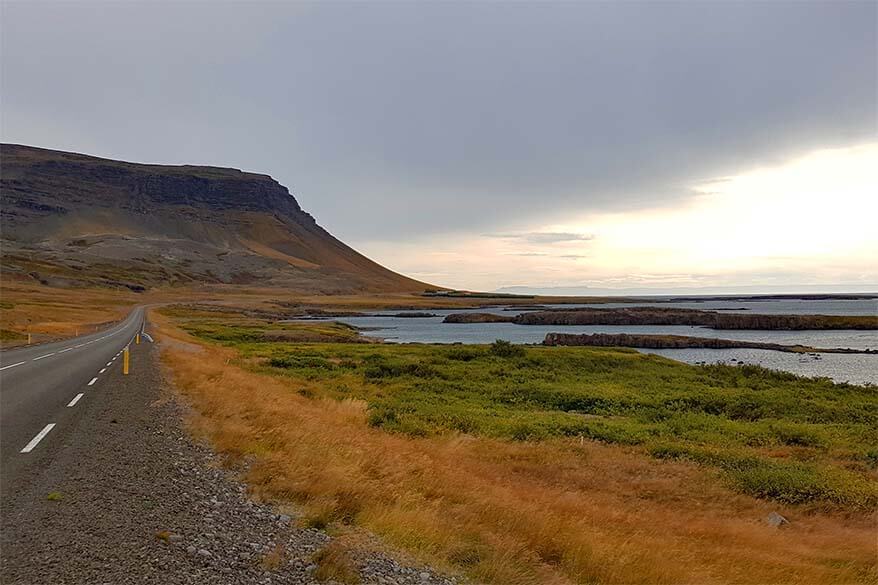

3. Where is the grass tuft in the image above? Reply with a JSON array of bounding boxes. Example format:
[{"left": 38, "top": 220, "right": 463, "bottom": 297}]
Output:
[
  {"left": 313, "top": 541, "right": 361, "bottom": 584},
  {"left": 259, "top": 544, "right": 287, "bottom": 570}
]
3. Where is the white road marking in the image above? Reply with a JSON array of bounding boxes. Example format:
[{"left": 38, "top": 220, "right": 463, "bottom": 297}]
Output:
[
  {"left": 106, "top": 362, "right": 112, "bottom": 367},
  {"left": 32, "top": 353, "right": 56, "bottom": 361},
  {"left": 99, "top": 368, "right": 107, "bottom": 374},
  {"left": 59, "top": 348, "right": 72, "bottom": 353},
  {"left": 67, "top": 393, "right": 84, "bottom": 407},
  {"left": 87, "top": 377, "right": 98, "bottom": 386},
  {"left": 20, "top": 423, "right": 56, "bottom": 453},
  {"left": 0, "top": 361, "right": 26, "bottom": 371},
  {"left": 74, "top": 344, "right": 84, "bottom": 348}
]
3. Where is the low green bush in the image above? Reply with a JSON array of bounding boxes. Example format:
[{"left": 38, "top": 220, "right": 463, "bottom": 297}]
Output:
[{"left": 489, "top": 339, "right": 525, "bottom": 358}]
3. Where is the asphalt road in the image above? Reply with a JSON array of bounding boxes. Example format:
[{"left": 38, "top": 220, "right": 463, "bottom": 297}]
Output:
[
  {"left": 0, "top": 307, "right": 146, "bottom": 500},
  {"left": 0, "top": 307, "right": 452, "bottom": 584}
]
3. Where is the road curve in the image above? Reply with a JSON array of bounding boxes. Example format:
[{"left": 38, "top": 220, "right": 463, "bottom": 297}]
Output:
[{"left": 0, "top": 306, "right": 146, "bottom": 498}]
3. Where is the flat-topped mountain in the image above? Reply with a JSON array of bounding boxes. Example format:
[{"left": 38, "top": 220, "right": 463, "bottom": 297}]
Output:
[{"left": 0, "top": 144, "right": 426, "bottom": 292}]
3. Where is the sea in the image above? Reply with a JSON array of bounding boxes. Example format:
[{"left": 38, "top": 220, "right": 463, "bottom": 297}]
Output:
[{"left": 331, "top": 298, "right": 878, "bottom": 385}]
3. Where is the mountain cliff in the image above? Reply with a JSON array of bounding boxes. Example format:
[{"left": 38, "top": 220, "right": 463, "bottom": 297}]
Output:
[{"left": 0, "top": 144, "right": 427, "bottom": 292}]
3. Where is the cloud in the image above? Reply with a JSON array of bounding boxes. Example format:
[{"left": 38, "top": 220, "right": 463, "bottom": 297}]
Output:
[
  {"left": 1, "top": 1, "right": 873, "bottom": 244},
  {"left": 1, "top": 2, "right": 875, "bottom": 293},
  {"left": 490, "top": 232, "right": 595, "bottom": 244}
]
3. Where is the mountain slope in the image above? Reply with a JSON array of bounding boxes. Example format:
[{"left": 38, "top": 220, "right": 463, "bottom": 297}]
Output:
[{"left": 0, "top": 144, "right": 427, "bottom": 293}]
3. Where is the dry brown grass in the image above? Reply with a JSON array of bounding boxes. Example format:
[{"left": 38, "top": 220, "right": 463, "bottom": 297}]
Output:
[
  {"left": 312, "top": 539, "right": 362, "bottom": 584},
  {"left": 0, "top": 280, "right": 586, "bottom": 347},
  {"left": 0, "top": 282, "right": 141, "bottom": 345},
  {"left": 259, "top": 543, "right": 288, "bottom": 571},
  {"left": 153, "top": 310, "right": 878, "bottom": 585}
]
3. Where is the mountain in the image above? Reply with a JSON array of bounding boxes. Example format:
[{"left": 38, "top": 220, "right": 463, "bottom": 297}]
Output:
[{"left": 0, "top": 144, "right": 427, "bottom": 293}]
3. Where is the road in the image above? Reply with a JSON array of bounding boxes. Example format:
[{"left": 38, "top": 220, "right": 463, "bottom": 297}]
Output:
[
  {"left": 0, "top": 306, "right": 146, "bottom": 499},
  {"left": 0, "top": 306, "right": 453, "bottom": 584}
]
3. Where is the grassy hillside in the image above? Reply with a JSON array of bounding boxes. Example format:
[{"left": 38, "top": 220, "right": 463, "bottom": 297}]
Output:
[{"left": 0, "top": 143, "right": 428, "bottom": 293}]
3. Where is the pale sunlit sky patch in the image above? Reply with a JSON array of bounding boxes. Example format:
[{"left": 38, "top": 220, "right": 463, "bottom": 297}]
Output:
[{"left": 361, "top": 144, "right": 878, "bottom": 292}]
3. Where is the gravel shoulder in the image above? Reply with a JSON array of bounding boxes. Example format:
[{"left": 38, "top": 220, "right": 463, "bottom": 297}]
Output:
[{"left": 1, "top": 337, "right": 456, "bottom": 585}]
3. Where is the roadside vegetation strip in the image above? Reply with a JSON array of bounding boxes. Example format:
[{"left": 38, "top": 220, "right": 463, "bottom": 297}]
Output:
[
  {"left": 154, "top": 307, "right": 878, "bottom": 585},
  {"left": 170, "top": 310, "right": 878, "bottom": 509},
  {"left": 20, "top": 423, "right": 56, "bottom": 453}
]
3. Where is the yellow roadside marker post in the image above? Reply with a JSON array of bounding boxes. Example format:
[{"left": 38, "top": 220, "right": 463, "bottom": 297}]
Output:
[
  {"left": 27, "top": 332, "right": 32, "bottom": 345},
  {"left": 136, "top": 333, "right": 140, "bottom": 345},
  {"left": 123, "top": 346, "right": 130, "bottom": 375}
]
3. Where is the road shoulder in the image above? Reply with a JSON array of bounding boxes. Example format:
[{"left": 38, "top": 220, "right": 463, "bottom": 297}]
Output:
[{"left": 1, "top": 337, "right": 455, "bottom": 585}]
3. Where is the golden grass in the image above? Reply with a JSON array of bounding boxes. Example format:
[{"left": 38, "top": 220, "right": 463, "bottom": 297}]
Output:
[
  {"left": 260, "top": 544, "right": 288, "bottom": 571},
  {"left": 313, "top": 539, "right": 362, "bottom": 584},
  {"left": 153, "top": 310, "right": 878, "bottom": 585},
  {"left": 0, "top": 280, "right": 591, "bottom": 347},
  {"left": 0, "top": 282, "right": 140, "bottom": 345}
]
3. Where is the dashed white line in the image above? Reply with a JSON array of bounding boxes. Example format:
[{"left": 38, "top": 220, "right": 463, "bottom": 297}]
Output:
[
  {"left": 20, "top": 423, "right": 56, "bottom": 453},
  {"left": 32, "top": 352, "right": 56, "bottom": 361},
  {"left": 0, "top": 361, "right": 26, "bottom": 371},
  {"left": 67, "top": 393, "right": 84, "bottom": 407},
  {"left": 59, "top": 348, "right": 72, "bottom": 353},
  {"left": 74, "top": 344, "right": 84, "bottom": 348},
  {"left": 87, "top": 377, "right": 98, "bottom": 386},
  {"left": 99, "top": 368, "right": 107, "bottom": 374},
  {"left": 106, "top": 362, "right": 112, "bottom": 367}
]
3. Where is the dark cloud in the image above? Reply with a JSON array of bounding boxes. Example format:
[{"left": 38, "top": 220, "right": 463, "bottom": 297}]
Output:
[{"left": 1, "top": 1, "right": 874, "bottom": 244}]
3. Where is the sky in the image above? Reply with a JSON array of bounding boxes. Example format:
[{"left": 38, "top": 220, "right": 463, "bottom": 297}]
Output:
[{"left": 2, "top": 1, "right": 876, "bottom": 294}]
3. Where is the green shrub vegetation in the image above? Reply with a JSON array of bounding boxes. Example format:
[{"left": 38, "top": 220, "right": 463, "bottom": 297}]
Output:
[{"left": 173, "top": 309, "right": 878, "bottom": 510}]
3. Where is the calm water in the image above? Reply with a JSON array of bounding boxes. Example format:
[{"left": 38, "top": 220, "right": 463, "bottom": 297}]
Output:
[{"left": 333, "top": 298, "right": 878, "bottom": 385}]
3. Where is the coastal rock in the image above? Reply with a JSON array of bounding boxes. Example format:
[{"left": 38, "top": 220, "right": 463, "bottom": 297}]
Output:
[
  {"left": 514, "top": 307, "right": 878, "bottom": 330},
  {"left": 442, "top": 313, "right": 514, "bottom": 324},
  {"left": 541, "top": 332, "right": 876, "bottom": 355}
]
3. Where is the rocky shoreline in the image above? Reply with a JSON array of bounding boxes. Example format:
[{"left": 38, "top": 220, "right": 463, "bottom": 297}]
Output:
[
  {"left": 542, "top": 332, "right": 877, "bottom": 354},
  {"left": 444, "top": 307, "right": 878, "bottom": 330}
]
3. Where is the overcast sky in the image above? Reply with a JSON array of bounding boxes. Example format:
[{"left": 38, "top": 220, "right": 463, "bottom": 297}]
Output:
[{"left": 2, "top": 1, "right": 876, "bottom": 293}]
